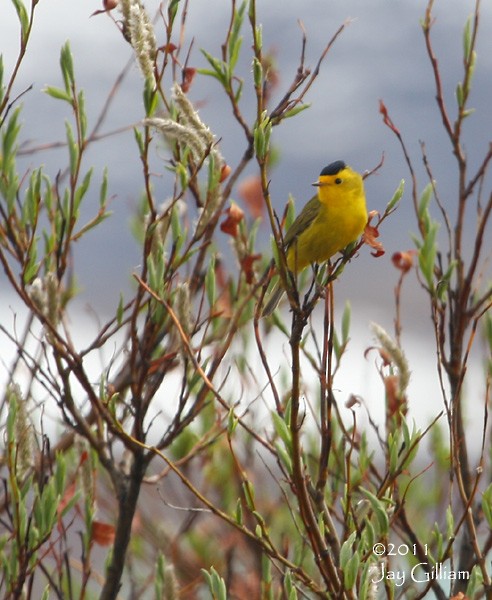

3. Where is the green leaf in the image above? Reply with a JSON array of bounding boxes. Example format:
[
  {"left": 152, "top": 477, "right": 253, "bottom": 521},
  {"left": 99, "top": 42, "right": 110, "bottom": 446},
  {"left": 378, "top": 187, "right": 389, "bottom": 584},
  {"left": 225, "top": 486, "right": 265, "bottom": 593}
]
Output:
[
  {"left": 282, "top": 103, "right": 311, "bottom": 120},
  {"left": 340, "top": 531, "right": 357, "bottom": 569},
  {"left": 54, "top": 453, "right": 67, "bottom": 497},
  {"left": 154, "top": 552, "right": 165, "bottom": 599},
  {"left": 253, "top": 510, "right": 266, "bottom": 530},
  {"left": 143, "top": 78, "right": 158, "bottom": 115},
  {"left": 418, "top": 182, "right": 433, "bottom": 226},
  {"left": 233, "top": 78, "right": 244, "bottom": 103},
  {"left": 207, "top": 151, "right": 220, "bottom": 193},
  {"left": 462, "top": 15, "right": 473, "bottom": 62},
  {"left": 41, "top": 483, "right": 58, "bottom": 532},
  {"left": 77, "top": 90, "right": 87, "bottom": 140},
  {"left": 116, "top": 293, "right": 125, "bottom": 326},
  {"left": 456, "top": 82, "right": 464, "bottom": 108},
  {"left": 74, "top": 169, "right": 93, "bottom": 214},
  {"left": 168, "top": 0, "right": 181, "bottom": 26},
  {"left": 361, "top": 517, "right": 375, "bottom": 551},
  {"left": 2, "top": 106, "right": 22, "bottom": 165},
  {"left": 99, "top": 167, "right": 109, "bottom": 208},
  {"left": 229, "top": 35, "right": 243, "bottom": 73},
  {"left": 254, "top": 24, "right": 263, "bottom": 50},
  {"left": 384, "top": 179, "right": 405, "bottom": 215},
  {"left": 242, "top": 480, "right": 255, "bottom": 510},
  {"left": 284, "top": 571, "right": 297, "bottom": 600},
  {"left": 17, "top": 497, "right": 28, "bottom": 542},
  {"left": 418, "top": 221, "right": 439, "bottom": 289},
  {"left": 228, "top": 1, "right": 246, "bottom": 71},
  {"left": 65, "top": 121, "right": 79, "bottom": 178},
  {"left": 60, "top": 42, "right": 75, "bottom": 93},
  {"left": 400, "top": 418, "right": 411, "bottom": 449},
  {"left": 261, "top": 554, "right": 273, "bottom": 597},
  {"left": 12, "top": 0, "right": 30, "bottom": 45},
  {"left": 387, "top": 431, "right": 399, "bottom": 473},
  {"left": 271, "top": 411, "right": 292, "bottom": 452},
  {"left": 200, "top": 49, "right": 227, "bottom": 85},
  {"left": 202, "top": 567, "right": 227, "bottom": 600},
  {"left": 227, "top": 408, "right": 238, "bottom": 435},
  {"left": 274, "top": 441, "right": 292, "bottom": 474},
  {"left": 23, "top": 242, "right": 39, "bottom": 283},
  {"left": 23, "top": 168, "right": 42, "bottom": 226},
  {"left": 253, "top": 127, "right": 266, "bottom": 159},
  {"left": 40, "top": 585, "right": 51, "bottom": 600},
  {"left": 254, "top": 112, "right": 271, "bottom": 161},
  {"left": 133, "top": 126, "right": 145, "bottom": 155},
  {"left": 359, "top": 489, "right": 389, "bottom": 534},
  {"left": 175, "top": 161, "right": 189, "bottom": 190},
  {"left": 252, "top": 57, "right": 263, "bottom": 88},
  {"left": 333, "top": 329, "right": 341, "bottom": 361},
  {"left": 234, "top": 498, "right": 243, "bottom": 525},
  {"left": 196, "top": 68, "right": 225, "bottom": 83},
  {"left": 482, "top": 483, "right": 492, "bottom": 528},
  {"left": 344, "top": 553, "right": 360, "bottom": 591},
  {"left": 341, "top": 301, "right": 351, "bottom": 344},
  {"left": 398, "top": 419, "right": 420, "bottom": 470},
  {"left": 465, "top": 566, "right": 484, "bottom": 599},
  {"left": 146, "top": 253, "right": 160, "bottom": 295},
  {"left": 43, "top": 86, "right": 72, "bottom": 103},
  {"left": 248, "top": 0, "right": 255, "bottom": 20},
  {"left": 445, "top": 505, "right": 454, "bottom": 540},
  {"left": 431, "top": 522, "right": 443, "bottom": 560},
  {"left": 205, "top": 254, "right": 216, "bottom": 307},
  {"left": 467, "top": 50, "right": 477, "bottom": 83}
]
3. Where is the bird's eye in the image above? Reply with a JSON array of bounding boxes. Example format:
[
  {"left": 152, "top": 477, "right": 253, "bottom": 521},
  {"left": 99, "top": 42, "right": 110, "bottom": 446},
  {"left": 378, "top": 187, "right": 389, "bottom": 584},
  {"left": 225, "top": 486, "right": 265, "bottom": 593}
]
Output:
[{"left": 335, "top": 178, "right": 343, "bottom": 184}]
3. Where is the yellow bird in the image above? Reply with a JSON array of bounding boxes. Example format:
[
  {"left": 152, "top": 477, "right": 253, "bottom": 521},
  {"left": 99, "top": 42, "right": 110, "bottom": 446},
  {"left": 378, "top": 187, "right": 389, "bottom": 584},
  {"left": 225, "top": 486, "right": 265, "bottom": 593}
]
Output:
[{"left": 261, "top": 160, "right": 367, "bottom": 317}]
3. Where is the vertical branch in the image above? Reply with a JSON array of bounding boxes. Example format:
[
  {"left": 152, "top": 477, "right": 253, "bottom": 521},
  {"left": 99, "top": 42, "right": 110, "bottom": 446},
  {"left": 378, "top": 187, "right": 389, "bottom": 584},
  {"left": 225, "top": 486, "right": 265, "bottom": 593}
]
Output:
[
  {"left": 316, "top": 280, "right": 334, "bottom": 496},
  {"left": 99, "top": 452, "right": 150, "bottom": 600},
  {"left": 421, "top": 2, "right": 455, "bottom": 146},
  {"left": 288, "top": 312, "right": 342, "bottom": 596}
]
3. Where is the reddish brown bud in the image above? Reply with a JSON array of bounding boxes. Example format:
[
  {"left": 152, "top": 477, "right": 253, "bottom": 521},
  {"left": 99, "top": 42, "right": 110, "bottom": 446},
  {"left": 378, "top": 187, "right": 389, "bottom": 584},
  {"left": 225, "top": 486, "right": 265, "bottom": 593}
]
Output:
[
  {"left": 392, "top": 250, "right": 416, "bottom": 272},
  {"left": 219, "top": 163, "right": 232, "bottom": 183},
  {"left": 161, "top": 43, "right": 178, "bottom": 54},
  {"left": 92, "top": 521, "right": 116, "bottom": 547},
  {"left": 181, "top": 67, "right": 197, "bottom": 93},
  {"left": 220, "top": 203, "right": 244, "bottom": 238}
]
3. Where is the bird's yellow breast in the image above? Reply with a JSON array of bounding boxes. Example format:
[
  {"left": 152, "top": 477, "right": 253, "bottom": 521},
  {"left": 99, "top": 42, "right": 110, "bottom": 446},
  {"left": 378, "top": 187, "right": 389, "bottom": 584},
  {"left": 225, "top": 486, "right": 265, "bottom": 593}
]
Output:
[{"left": 286, "top": 168, "right": 367, "bottom": 273}]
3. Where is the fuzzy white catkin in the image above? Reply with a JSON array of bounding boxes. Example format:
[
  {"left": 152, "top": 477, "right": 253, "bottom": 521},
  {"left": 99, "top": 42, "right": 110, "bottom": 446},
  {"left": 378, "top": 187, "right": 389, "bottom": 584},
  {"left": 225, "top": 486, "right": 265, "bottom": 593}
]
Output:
[{"left": 119, "top": 0, "right": 157, "bottom": 87}]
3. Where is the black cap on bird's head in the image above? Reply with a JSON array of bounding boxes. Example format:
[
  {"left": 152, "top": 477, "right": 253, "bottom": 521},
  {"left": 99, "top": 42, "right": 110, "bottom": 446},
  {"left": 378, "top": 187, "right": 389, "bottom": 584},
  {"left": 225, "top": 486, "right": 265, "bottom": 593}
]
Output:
[
  {"left": 319, "top": 160, "right": 346, "bottom": 176},
  {"left": 312, "top": 160, "right": 347, "bottom": 186}
]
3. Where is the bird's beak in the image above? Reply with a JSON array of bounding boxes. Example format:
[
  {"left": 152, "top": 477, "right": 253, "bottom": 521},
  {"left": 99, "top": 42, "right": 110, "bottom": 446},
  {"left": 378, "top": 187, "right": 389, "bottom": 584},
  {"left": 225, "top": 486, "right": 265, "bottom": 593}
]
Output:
[{"left": 312, "top": 181, "right": 321, "bottom": 187}]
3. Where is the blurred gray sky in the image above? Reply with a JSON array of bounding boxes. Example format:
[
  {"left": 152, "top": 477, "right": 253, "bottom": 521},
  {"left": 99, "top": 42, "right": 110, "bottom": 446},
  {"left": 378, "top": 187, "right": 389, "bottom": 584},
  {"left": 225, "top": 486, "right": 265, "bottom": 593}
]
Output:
[
  {"left": 2, "top": 0, "right": 490, "bottom": 314},
  {"left": 1, "top": 0, "right": 491, "bottom": 425}
]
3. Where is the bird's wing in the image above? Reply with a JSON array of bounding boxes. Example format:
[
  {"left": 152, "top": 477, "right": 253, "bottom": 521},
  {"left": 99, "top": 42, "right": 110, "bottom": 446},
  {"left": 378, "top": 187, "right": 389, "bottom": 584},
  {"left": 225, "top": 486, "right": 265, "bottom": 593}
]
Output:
[{"left": 282, "top": 195, "right": 320, "bottom": 248}]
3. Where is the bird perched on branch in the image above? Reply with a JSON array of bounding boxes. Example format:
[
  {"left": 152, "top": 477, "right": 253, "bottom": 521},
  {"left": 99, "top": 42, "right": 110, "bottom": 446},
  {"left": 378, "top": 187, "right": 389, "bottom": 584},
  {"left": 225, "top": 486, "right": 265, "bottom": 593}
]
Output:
[{"left": 261, "top": 160, "right": 367, "bottom": 317}]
